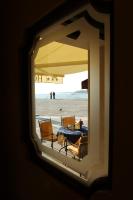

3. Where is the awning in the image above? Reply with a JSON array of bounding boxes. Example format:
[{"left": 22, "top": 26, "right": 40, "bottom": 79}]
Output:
[
  {"left": 34, "top": 41, "right": 88, "bottom": 82},
  {"left": 81, "top": 79, "right": 88, "bottom": 89}
]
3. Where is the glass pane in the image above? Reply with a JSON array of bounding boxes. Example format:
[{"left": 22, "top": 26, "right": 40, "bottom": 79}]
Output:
[{"left": 34, "top": 42, "right": 89, "bottom": 180}]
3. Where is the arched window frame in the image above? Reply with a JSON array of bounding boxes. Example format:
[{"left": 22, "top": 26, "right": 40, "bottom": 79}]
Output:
[{"left": 23, "top": 0, "right": 112, "bottom": 195}]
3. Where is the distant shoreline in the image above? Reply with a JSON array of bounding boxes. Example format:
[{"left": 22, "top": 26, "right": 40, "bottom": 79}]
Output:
[
  {"left": 36, "top": 98, "right": 87, "bottom": 101},
  {"left": 35, "top": 91, "right": 88, "bottom": 100}
]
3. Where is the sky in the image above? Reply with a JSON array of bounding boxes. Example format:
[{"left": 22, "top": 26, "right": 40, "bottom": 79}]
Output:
[{"left": 35, "top": 71, "right": 88, "bottom": 94}]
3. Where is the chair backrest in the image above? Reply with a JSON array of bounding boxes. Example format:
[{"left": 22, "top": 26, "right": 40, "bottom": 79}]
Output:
[
  {"left": 38, "top": 120, "right": 53, "bottom": 138},
  {"left": 78, "top": 136, "right": 88, "bottom": 159},
  {"left": 61, "top": 116, "right": 75, "bottom": 128}
]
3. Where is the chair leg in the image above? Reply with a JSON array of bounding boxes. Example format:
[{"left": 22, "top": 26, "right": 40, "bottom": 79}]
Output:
[
  {"left": 65, "top": 138, "right": 68, "bottom": 156},
  {"left": 65, "top": 146, "right": 67, "bottom": 156},
  {"left": 51, "top": 141, "right": 53, "bottom": 149},
  {"left": 51, "top": 135, "right": 54, "bottom": 149}
]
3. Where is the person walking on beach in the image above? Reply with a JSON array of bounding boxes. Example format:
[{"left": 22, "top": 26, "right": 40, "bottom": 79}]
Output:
[
  {"left": 53, "top": 91, "right": 55, "bottom": 99},
  {"left": 50, "top": 92, "right": 52, "bottom": 99}
]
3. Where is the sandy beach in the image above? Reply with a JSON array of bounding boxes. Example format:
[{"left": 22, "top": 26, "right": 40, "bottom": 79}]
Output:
[{"left": 35, "top": 98, "right": 88, "bottom": 126}]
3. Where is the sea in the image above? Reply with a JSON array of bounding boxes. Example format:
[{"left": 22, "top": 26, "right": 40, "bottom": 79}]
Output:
[{"left": 35, "top": 90, "right": 88, "bottom": 100}]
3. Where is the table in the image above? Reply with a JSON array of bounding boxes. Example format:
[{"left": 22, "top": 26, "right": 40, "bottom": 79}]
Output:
[
  {"left": 57, "top": 126, "right": 88, "bottom": 154},
  {"left": 57, "top": 126, "right": 88, "bottom": 143}
]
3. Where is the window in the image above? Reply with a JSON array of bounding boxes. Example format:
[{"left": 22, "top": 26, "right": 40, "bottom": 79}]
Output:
[{"left": 29, "top": 1, "right": 111, "bottom": 186}]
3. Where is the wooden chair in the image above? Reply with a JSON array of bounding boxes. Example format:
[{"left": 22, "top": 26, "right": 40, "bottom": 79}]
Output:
[
  {"left": 57, "top": 134, "right": 65, "bottom": 146},
  {"left": 61, "top": 116, "right": 75, "bottom": 128},
  {"left": 67, "top": 135, "right": 88, "bottom": 160},
  {"left": 38, "top": 119, "right": 57, "bottom": 148}
]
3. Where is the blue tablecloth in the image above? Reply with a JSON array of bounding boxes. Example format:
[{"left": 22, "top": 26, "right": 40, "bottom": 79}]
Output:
[
  {"left": 57, "top": 126, "right": 88, "bottom": 143},
  {"left": 80, "top": 126, "right": 88, "bottom": 134}
]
